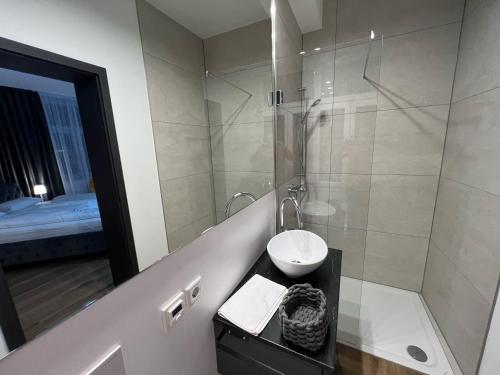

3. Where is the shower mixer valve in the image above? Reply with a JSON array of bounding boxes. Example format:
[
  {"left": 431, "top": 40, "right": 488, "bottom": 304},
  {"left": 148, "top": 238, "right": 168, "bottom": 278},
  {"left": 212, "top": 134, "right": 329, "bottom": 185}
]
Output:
[{"left": 288, "top": 184, "right": 306, "bottom": 198}]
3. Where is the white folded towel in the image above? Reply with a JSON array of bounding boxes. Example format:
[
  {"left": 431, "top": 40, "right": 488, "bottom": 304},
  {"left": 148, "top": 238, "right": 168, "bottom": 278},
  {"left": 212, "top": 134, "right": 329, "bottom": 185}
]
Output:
[{"left": 218, "top": 274, "right": 288, "bottom": 336}]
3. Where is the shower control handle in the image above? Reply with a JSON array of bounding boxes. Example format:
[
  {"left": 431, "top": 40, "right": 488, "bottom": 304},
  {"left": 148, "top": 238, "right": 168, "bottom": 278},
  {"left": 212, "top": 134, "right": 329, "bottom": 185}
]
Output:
[{"left": 268, "top": 90, "right": 284, "bottom": 107}]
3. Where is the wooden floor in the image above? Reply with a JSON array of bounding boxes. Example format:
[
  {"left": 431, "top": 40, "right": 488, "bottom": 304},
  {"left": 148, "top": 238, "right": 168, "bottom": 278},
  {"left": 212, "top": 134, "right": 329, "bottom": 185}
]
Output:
[
  {"left": 336, "top": 343, "right": 425, "bottom": 375},
  {"left": 5, "top": 256, "right": 114, "bottom": 341}
]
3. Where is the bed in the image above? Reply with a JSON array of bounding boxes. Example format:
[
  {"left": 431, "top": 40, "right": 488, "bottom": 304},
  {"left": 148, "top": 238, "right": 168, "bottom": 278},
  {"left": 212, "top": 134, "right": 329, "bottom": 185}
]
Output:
[{"left": 0, "top": 184, "right": 105, "bottom": 267}]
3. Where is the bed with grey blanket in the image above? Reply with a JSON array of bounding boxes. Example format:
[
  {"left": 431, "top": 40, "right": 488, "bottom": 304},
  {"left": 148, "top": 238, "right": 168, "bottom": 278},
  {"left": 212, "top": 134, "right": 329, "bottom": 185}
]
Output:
[{"left": 0, "top": 183, "right": 105, "bottom": 267}]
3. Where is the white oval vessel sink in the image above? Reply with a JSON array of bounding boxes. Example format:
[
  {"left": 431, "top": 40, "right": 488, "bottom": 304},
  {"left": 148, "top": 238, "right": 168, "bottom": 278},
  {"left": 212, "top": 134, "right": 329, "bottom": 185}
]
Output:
[{"left": 267, "top": 230, "right": 328, "bottom": 278}]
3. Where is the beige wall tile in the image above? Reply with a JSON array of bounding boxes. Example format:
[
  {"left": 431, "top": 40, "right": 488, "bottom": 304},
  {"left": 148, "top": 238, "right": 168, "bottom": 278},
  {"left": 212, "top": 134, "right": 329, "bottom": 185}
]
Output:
[
  {"left": 329, "top": 174, "right": 370, "bottom": 230},
  {"left": 139, "top": 0, "right": 216, "bottom": 252},
  {"left": 303, "top": 223, "right": 328, "bottom": 242},
  {"left": 368, "top": 175, "right": 438, "bottom": 237},
  {"left": 161, "top": 173, "right": 214, "bottom": 233},
  {"left": 144, "top": 54, "right": 208, "bottom": 125},
  {"left": 167, "top": 214, "right": 215, "bottom": 251},
  {"left": 364, "top": 231, "right": 428, "bottom": 291},
  {"left": 431, "top": 178, "right": 500, "bottom": 302},
  {"left": 422, "top": 242, "right": 492, "bottom": 375},
  {"left": 153, "top": 123, "right": 211, "bottom": 181},
  {"left": 274, "top": 0, "right": 302, "bottom": 107},
  {"left": 442, "top": 88, "right": 500, "bottom": 195},
  {"left": 464, "top": 0, "right": 484, "bottom": 16},
  {"left": 334, "top": 42, "right": 381, "bottom": 113},
  {"left": 421, "top": 1, "right": 500, "bottom": 371},
  {"left": 302, "top": 50, "right": 335, "bottom": 104},
  {"left": 275, "top": 0, "right": 302, "bottom": 59},
  {"left": 204, "top": 20, "right": 271, "bottom": 74},
  {"left": 372, "top": 106, "right": 448, "bottom": 175},
  {"left": 215, "top": 210, "right": 226, "bottom": 225},
  {"left": 275, "top": 112, "right": 300, "bottom": 186},
  {"left": 303, "top": 173, "right": 331, "bottom": 225},
  {"left": 205, "top": 64, "right": 272, "bottom": 126},
  {"left": 213, "top": 171, "right": 273, "bottom": 214},
  {"left": 274, "top": 0, "right": 302, "bottom": 194},
  {"left": 377, "top": 23, "right": 460, "bottom": 110},
  {"left": 202, "top": 15, "right": 274, "bottom": 230},
  {"left": 331, "top": 111, "right": 376, "bottom": 174},
  {"left": 276, "top": 54, "right": 303, "bottom": 106},
  {"left": 336, "top": 0, "right": 378, "bottom": 47},
  {"left": 453, "top": 0, "right": 500, "bottom": 101},
  {"left": 303, "top": 0, "right": 337, "bottom": 50},
  {"left": 336, "top": 0, "right": 463, "bottom": 46},
  {"left": 137, "top": 0, "right": 204, "bottom": 75},
  {"left": 210, "top": 122, "right": 273, "bottom": 173},
  {"left": 333, "top": 94, "right": 379, "bottom": 116},
  {"left": 375, "top": 0, "right": 463, "bottom": 39},
  {"left": 328, "top": 227, "right": 366, "bottom": 279}
]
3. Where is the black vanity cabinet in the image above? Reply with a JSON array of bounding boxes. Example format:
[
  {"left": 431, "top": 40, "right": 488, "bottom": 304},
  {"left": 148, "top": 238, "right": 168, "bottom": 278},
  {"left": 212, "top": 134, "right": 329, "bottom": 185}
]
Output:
[{"left": 213, "top": 249, "right": 342, "bottom": 375}]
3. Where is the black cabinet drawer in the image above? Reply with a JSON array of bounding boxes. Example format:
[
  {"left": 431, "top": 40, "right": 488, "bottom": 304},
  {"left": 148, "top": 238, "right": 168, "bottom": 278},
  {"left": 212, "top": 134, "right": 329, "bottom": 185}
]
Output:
[
  {"left": 217, "top": 347, "right": 282, "bottom": 375},
  {"left": 217, "top": 329, "right": 323, "bottom": 375},
  {"left": 214, "top": 250, "right": 341, "bottom": 375}
]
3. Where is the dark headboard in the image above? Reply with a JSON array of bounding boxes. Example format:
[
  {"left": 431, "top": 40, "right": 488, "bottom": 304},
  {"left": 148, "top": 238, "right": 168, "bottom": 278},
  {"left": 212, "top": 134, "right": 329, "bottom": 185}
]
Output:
[{"left": 0, "top": 183, "right": 23, "bottom": 204}]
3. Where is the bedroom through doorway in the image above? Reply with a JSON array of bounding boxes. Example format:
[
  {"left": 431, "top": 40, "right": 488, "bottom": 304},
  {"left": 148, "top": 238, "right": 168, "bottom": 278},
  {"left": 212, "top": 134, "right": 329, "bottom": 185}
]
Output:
[{"left": 0, "top": 68, "right": 113, "bottom": 341}]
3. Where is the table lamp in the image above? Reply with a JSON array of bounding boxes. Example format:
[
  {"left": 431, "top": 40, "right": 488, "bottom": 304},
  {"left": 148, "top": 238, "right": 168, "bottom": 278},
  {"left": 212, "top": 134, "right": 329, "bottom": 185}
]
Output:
[{"left": 34, "top": 184, "right": 47, "bottom": 201}]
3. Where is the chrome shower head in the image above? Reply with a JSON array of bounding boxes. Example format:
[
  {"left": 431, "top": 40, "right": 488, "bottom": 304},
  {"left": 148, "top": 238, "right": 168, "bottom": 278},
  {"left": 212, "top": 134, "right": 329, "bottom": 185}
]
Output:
[
  {"left": 301, "top": 98, "right": 322, "bottom": 123},
  {"left": 311, "top": 98, "right": 321, "bottom": 107}
]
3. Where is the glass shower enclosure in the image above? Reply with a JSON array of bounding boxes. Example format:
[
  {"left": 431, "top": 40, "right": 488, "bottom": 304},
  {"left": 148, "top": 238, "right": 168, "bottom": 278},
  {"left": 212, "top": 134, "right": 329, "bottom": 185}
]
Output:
[{"left": 272, "top": 0, "right": 383, "bottom": 347}]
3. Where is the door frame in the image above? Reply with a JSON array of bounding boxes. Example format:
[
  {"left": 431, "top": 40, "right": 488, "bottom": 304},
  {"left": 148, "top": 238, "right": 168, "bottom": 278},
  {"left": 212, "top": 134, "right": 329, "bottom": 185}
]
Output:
[
  {"left": 0, "top": 265, "right": 25, "bottom": 351},
  {"left": 0, "top": 36, "right": 139, "bottom": 284}
]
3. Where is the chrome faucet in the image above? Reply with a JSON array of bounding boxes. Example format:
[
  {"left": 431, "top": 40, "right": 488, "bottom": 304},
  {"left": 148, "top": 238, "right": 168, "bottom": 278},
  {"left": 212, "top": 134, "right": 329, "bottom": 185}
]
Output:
[
  {"left": 279, "top": 196, "right": 303, "bottom": 232},
  {"left": 225, "top": 192, "right": 257, "bottom": 219}
]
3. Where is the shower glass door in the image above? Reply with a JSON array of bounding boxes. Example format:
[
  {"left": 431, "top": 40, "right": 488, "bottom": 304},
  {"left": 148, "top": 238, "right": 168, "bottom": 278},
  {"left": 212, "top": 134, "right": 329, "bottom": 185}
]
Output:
[{"left": 272, "top": 0, "right": 383, "bottom": 347}]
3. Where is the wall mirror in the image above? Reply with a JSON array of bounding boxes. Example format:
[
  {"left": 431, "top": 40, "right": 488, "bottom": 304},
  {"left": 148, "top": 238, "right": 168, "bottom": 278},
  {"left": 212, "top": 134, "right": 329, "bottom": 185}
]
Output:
[{"left": 0, "top": 0, "right": 274, "bottom": 359}]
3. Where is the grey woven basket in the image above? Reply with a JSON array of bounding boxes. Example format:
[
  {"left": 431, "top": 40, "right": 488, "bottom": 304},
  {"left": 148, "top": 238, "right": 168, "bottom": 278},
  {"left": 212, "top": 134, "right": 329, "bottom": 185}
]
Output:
[{"left": 278, "top": 283, "right": 330, "bottom": 351}]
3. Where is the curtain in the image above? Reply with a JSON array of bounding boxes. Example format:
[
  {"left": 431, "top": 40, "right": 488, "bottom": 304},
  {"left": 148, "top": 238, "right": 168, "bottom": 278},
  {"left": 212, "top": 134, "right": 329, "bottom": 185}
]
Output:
[
  {"left": 39, "top": 93, "right": 92, "bottom": 195},
  {"left": 0, "top": 86, "right": 64, "bottom": 200}
]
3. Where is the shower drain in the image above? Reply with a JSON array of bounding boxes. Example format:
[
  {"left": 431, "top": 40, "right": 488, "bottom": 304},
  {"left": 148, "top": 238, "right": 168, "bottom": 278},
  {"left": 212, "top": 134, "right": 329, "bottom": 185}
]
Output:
[{"left": 407, "top": 345, "right": 428, "bottom": 363}]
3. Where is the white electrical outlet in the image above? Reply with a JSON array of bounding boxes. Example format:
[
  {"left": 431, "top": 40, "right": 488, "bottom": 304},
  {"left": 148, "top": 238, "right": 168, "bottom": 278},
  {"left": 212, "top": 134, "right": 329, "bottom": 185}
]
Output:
[
  {"left": 160, "top": 291, "right": 185, "bottom": 332},
  {"left": 184, "top": 276, "right": 202, "bottom": 307}
]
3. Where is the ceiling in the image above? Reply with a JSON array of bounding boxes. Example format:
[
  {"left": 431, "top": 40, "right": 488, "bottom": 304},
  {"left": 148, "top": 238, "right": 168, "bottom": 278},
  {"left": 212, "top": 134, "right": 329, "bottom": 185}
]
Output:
[{"left": 145, "top": 0, "right": 270, "bottom": 39}]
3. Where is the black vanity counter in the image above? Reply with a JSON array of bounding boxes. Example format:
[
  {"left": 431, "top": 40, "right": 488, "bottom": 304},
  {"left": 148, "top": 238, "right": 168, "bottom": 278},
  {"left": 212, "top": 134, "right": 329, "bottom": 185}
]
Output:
[{"left": 213, "top": 248, "right": 342, "bottom": 375}]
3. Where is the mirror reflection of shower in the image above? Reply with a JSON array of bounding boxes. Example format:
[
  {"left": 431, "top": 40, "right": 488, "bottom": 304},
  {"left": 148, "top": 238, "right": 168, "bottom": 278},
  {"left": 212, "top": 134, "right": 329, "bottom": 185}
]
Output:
[{"left": 203, "top": 70, "right": 253, "bottom": 127}]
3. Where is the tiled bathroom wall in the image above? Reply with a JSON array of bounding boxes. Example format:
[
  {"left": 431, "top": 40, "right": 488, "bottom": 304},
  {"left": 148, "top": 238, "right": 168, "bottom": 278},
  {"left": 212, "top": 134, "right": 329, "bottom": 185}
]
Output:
[
  {"left": 203, "top": 20, "right": 274, "bottom": 223},
  {"left": 301, "top": 0, "right": 463, "bottom": 292},
  {"left": 137, "top": 0, "right": 215, "bottom": 250},
  {"left": 422, "top": 0, "right": 500, "bottom": 372}
]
